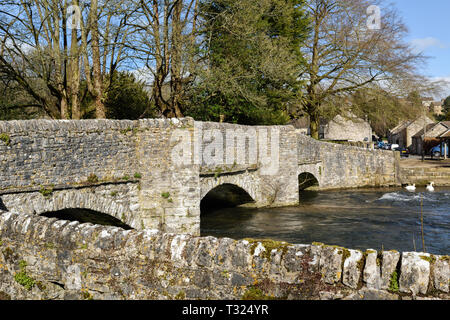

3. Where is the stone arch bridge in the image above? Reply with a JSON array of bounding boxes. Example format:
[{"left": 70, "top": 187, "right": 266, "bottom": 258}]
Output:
[{"left": 0, "top": 118, "right": 398, "bottom": 235}]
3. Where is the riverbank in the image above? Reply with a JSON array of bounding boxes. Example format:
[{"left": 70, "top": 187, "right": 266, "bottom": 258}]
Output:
[{"left": 399, "top": 157, "right": 450, "bottom": 186}]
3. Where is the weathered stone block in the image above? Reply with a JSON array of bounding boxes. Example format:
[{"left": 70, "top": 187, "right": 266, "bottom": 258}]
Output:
[
  {"left": 380, "top": 250, "right": 400, "bottom": 290},
  {"left": 319, "top": 246, "right": 343, "bottom": 284},
  {"left": 433, "top": 256, "right": 449, "bottom": 293},
  {"left": 363, "top": 250, "right": 382, "bottom": 289},
  {"left": 399, "top": 252, "right": 431, "bottom": 295},
  {"left": 283, "top": 244, "right": 310, "bottom": 273},
  {"left": 308, "top": 244, "right": 322, "bottom": 273},
  {"left": 343, "top": 288, "right": 398, "bottom": 300},
  {"left": 343, "top": 249, "right": 363, "bottom": 289}
]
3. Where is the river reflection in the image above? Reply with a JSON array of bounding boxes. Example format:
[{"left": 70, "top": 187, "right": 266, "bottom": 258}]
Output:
[{"left": 200, "top": 187, "right": 450, "bottom": 255}]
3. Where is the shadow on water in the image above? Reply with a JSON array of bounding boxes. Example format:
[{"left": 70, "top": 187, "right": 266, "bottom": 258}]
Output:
[
  {"left": 201, "top": 187, "right": 450, "bottom": 255},
  {"left": 200, "top": 184, "right": 257, "bottom": 237},
  {"left": 41, "top": 208, "right": 133, "bottom": 230}
]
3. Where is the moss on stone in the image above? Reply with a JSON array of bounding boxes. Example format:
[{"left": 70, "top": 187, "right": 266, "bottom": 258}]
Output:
[
  {"left": 389, "top": 270, "right": 399, "bottom": 293},
  {"left": 242, "top": 287, "right": 275, "bottom": 300},
  {"left": 120, "top": 128, "right": 133, "bottom": 135},
  {"left": 45, "top": 242, "right": 55, "bottom": 249},
  {"left": 39, "top": 186, "right": 53, "bottom": 198},
  {"left": 376, "top": 251, "right": 382, "bottom": 266},
  {"left": 246, "top": 238, "right": 290, "bottom": 261},
  {"left": 420, "top": 255, "right": 436, "bottom": 264},
  {"left": 356, "top": 255, "right": 365, "bottom": 272},
  {"left": 35, "top": 281, "right": 46, "bottom": 292},
  {"left": 175, "top": 291, "right": 185, "bottom": 300},
  {"left": 81, "top": 289, "right": 93, "bottom": 300},
  {"left": 0, "top": 133, "right": 10, "bottom": 146},
  {"left": 87, "top": 173, "right": 99, "bottom": 184},
  {"left": 341, "top": 248, "right": 351, "bottom": 262},
  {"left": 212, "top": 167, "right": 223, "bottom": 179},
  {"left": 134, "top": 172, "right": 142, "bottom": 179},
  {"left": 14, "top": 260, "right": 35, "bottom": 291},
  {"left": 2, "top": 247, "right": 13, "bottom": 260},
  {"left": 0, "top": 291, "right": 11, "bottom": 300},
  {"left": 161, "top": 192, "right": 170, "bottom": 199}
]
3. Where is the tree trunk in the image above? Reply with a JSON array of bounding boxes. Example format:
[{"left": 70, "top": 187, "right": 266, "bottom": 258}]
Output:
[
  {"left": 169, "top": 0, "right": 184, "bottom": 118},
  {"left": 310, "top": 111, "right": 320, "bottom": 140},
  {"left": 60, "top": 93, "right": 69, "bottom": 119},
  {"left": 69, "top": 3, "right": 81, "bottom": 120},
  {"left": 90, "top": 0, "right": 106, "bottom": 118}
]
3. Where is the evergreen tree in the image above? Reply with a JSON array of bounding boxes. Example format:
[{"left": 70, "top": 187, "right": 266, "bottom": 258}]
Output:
[
  {"left": 186, "top": 0, "right": 309, "bottom": 125},
  {"left": 443, "top": 96, "right": 450, "bottom": 118}
]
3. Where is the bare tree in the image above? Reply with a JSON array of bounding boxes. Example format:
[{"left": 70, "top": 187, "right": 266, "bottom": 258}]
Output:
[
  {"left": 0, "top": 0, "right": 131, "bottom": 119},
  {"left": 300, "top": 0, "right": 426, "bottom": 139},
  {"left": 127, "top": 0, "right": 200, "bottom": 117}
]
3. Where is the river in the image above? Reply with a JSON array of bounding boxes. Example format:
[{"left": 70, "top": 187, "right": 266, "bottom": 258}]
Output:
[{"left": 201, "top": 187, "right": 450, "bottom": 255}]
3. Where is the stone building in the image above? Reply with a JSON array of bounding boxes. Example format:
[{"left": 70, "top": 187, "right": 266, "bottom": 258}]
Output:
[
  {"left": 430, "top": 101, "right": 444, "bottom": 116},
  {"left": 289, "top": 117, "right": 310, "bottom": 135},
  {"left": 421, "top": 97, "right": 434, "bottom": 108},
  {"left": 389, "top": 115, "right": 435, "bottom": 150},
  {"left": 319, "top": 112, "right": 372, "bottom": 142},
  {"left": 411, "top": 121, "right": 450, "bottom": 154}
]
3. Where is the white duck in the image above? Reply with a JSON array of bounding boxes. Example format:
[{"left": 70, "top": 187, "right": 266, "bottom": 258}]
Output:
[
  {"left": 426, "top": 182, "right": 435, "bottom": 192},
  {"left": 405, "top": 184, "right": 416, "bottom": 192}
]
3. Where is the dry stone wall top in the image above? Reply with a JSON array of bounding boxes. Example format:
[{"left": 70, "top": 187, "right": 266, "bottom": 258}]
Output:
[{"left": 0, "top": 211, "right": 447, "bottom": 300}]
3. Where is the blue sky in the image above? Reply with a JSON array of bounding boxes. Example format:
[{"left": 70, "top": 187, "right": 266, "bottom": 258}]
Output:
[{"left": 393, "top": 0, "right": 450, "bottom": 97}]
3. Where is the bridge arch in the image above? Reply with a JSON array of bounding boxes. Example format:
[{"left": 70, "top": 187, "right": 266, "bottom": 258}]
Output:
[
  {"left": 200, "top": 183, "right": 255, "bottom": 212},
  {"left": 297, "top": 161, "right": 322, "bottom": 191},
  {"left": 298, "top": 172, "right": 320, "bottom": 191},
  {"left": 200, "top": 170, "right": 260, "bottom": 204},
  {"left": 0, "top": 189, "right": 137, "bottom": 229}
]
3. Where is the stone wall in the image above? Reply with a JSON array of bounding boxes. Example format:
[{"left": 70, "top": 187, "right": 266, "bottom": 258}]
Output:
[
  {"left": 0, "top": 119, "right": 140, "bottom": 189},
  {"left": 399, "top": 167, "right": 450, "bottom": 187},
  {"left": 0, "top": 118, "right": 200, "bottom": 235},
  {"left": 321, "top": 114, "right": 372, "bottom": 142},
  {"left": 0, "top": 211, "right": 448, "bottom": 300},
  {"left": 296, "top": 132, "right": 398, "bottom": 189}
]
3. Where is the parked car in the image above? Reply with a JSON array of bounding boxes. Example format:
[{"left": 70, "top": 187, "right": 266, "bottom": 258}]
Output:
[
  {"left": 431, "top": 144, "right": 449, "bottom": 158},
  {"left": 376, "top": 141, "right": 386, "bottom": 149},
  {"left": 390, "top": 144, "right": 399, "bottom": 150},
  {"left": 393, "top": 147, "right": 409, "bottom": 157}
]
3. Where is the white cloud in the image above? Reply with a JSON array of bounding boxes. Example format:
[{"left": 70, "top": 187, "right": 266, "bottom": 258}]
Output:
[
  {"left": 129, "top": 67, "right": 154, "bottom": 85},
  {"left": 430, "top": 76, "right": 450, "bottom": 99},
  {"left": 410, "top": 37, "right": 447, "bottom": 53}
]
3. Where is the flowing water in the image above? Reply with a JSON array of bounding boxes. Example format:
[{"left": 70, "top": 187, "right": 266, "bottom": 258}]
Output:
[{"left": 201, "top": 187, "right": 450, "bottom": 255}]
